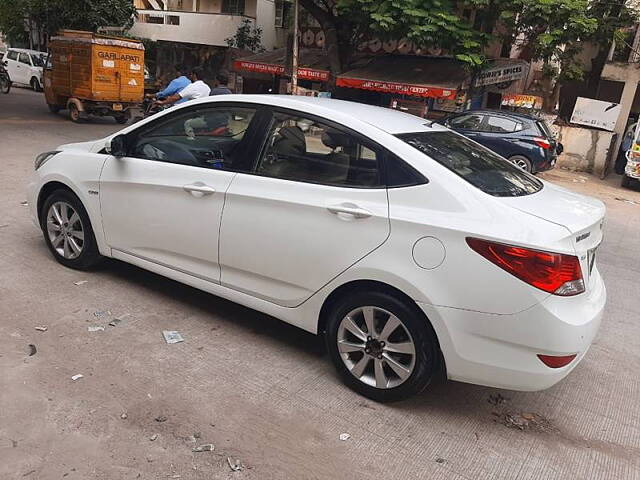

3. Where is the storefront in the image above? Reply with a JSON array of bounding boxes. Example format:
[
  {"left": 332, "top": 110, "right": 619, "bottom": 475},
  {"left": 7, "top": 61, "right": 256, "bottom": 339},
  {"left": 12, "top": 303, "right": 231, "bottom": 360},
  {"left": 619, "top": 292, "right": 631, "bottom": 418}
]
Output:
[
  {"left": 233, "top": 48, "right": 330, "bottom": 95},
  {"left": 334, "top": 55, "right": 469, "bottom": 119}
]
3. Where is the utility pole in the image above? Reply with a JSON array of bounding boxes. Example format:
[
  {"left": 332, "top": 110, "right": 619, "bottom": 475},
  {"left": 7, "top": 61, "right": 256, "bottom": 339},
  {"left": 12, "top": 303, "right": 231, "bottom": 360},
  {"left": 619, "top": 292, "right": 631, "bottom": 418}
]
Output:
[{"left": 291, "top": 0, "right": 299, "bottom": 95}]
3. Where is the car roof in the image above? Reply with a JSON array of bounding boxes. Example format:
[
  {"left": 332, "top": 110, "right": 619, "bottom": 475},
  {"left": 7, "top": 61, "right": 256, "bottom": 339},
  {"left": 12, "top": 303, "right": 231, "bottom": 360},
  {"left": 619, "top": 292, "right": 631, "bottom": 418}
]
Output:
[
  {"left": 7, "top": 48, "right": 44, "bottom": 54},
  {"left": 459, "top": 109, "right": 540, "bottom": 122},
  {"left": 186, "top": 94, "right": 445, "bottom": 135}
]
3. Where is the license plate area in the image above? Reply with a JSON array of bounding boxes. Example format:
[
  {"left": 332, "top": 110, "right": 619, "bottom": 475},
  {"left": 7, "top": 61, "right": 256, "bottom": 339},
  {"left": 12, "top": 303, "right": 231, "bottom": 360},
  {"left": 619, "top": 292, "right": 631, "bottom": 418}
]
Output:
[{"left": 112, "top": 103, "right": 123, "bottom": 111}]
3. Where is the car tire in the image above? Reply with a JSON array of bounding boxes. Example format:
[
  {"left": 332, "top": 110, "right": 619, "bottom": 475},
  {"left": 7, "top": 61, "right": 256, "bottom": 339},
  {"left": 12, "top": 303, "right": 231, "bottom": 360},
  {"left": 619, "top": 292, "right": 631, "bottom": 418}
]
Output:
[
  {"left": 40, "top": 189, "right": 103, "bottom": 270},
  {"left": 508, "top": 155, "right": 533, "bottom": 173},
  {"left": 621, "top": 174, "right": 632, "bottom": 188},
  {"left": 325, "top": 290, "right": 440, "bottom": 402},
  {"left": 30, "top": 77, "right": 42, "bottom": 92},
  {"left": 69, "top": 103, "right": 81, "bottom": 123}
]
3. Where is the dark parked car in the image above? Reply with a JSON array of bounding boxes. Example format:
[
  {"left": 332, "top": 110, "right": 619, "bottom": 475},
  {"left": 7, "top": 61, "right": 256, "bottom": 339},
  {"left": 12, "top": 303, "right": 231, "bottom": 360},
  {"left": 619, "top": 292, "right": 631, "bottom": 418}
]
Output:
[{"left": 441, "top": 110, "right": 562, "bottom": 173}]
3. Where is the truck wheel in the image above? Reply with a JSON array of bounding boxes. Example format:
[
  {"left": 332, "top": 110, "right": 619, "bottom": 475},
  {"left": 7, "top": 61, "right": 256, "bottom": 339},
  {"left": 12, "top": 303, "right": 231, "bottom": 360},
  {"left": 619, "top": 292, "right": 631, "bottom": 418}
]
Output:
[
  {"left": 69, "top": 103, "right": 81, "bottom": 123},
  {"left": 30, "top": 77, "right": 42, "bottom": 92},
  {"left": 48, "top": 103, "right": 61, "bottom": 114},
  {"left": 621, "top": 174, "right": 632, "bottom": 188}
]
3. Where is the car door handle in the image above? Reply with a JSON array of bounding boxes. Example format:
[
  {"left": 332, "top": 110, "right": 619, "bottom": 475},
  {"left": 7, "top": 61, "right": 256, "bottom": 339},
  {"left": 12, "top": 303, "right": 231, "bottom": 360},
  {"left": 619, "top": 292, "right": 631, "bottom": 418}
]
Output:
[
  {"left": 327, "top": 204, "right": 372, "bottom": 219},
  {"left": 183, "top": 183, "right": 215, "bottom": 196}
]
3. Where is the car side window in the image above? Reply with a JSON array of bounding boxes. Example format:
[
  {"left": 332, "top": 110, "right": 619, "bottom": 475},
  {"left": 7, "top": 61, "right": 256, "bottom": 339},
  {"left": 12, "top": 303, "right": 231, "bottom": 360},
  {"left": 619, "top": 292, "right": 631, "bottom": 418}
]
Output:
[
  {"left": 18, "top": 53, "right": 31, "bottom": 65},
  {"left": 255, "top": 112, "right": 383, "bottom": 188},
  {"left": 128, "top": 106, "right": 257, "bottom": 171},
  {"left": 449, "top": 114, "right": 484, "bottom": 130},
  {"left": 486, "top": 116, "right": 518, "bottom": 133},
  {"left": 7, "top": 50, "right": 18, "bottom": 61}
]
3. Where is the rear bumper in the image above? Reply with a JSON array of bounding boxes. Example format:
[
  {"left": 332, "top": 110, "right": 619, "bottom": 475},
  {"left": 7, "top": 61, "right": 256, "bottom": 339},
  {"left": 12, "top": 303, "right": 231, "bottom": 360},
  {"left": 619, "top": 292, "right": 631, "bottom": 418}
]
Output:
[{"left": 418, "top": 269, "right": 606, "bottom": 391}]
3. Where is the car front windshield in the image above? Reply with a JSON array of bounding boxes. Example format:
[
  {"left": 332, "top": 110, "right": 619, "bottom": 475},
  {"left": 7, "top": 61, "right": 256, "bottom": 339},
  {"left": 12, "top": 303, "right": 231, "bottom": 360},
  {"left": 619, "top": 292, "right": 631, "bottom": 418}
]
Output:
[{"left": 396, "top": 131, "right": 543, "bottom": 197}]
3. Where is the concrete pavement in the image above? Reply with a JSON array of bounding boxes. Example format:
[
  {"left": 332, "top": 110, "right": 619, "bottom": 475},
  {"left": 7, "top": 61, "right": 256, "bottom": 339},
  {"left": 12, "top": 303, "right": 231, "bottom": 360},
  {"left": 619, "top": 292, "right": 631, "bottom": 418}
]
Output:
[{"left": 1, "top": 88, "right": 639, "bottom": 479}]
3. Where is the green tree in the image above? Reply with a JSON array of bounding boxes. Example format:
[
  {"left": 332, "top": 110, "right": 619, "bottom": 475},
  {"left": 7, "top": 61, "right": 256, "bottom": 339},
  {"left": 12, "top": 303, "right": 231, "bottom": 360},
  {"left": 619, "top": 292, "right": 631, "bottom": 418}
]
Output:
[
  {"left": 299, "top": 0, "right": 488, "bottom": 76},
  {"left": 0, "top": 0, "right": 136, "bottom": 50},
  {"left": 225, "top": 18, "right": 266, "bottom": 52}
]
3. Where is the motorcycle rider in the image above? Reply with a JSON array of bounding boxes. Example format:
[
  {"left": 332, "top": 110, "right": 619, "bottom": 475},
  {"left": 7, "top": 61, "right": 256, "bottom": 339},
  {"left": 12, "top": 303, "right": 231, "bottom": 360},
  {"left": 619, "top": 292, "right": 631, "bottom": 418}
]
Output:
[{"left": 151, "top": 64, "right": 191, "bottom": 104}]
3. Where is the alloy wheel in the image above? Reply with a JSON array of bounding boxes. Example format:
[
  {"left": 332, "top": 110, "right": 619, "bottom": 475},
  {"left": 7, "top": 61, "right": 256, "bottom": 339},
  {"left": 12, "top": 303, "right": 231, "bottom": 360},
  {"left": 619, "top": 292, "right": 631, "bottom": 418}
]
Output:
[
  {"left": 46, "top": 201, "right": 84, "bottom": 260},
  {"left": 337, "top": 306, "right": 416, "bottom": 389},
  {"left": 511, "top": 157, "right": 531, "bottom": 171}
]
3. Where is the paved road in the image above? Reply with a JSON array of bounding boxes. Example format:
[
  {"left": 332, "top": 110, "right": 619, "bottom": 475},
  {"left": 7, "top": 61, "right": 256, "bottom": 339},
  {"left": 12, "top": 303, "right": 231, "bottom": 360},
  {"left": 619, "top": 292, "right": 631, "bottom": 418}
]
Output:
[{"left": 1, "top": 89, "right": 640, "bottom": 480}]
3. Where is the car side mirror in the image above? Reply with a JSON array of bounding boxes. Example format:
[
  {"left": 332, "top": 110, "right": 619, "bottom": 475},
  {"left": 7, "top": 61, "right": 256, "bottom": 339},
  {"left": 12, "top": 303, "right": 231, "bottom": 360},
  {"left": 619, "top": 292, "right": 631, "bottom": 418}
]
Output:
[{"left": 107, "top": 134, "right": 129, "bottom": 157}]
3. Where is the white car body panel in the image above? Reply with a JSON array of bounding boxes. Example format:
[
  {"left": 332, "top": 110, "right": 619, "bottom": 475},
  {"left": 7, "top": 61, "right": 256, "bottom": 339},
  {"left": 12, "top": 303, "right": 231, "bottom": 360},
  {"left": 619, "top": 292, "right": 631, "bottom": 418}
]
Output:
[
  {"left": 100, "top": 156, "right": 236, "bottom": 283},
  {"left": 219, "top": 174, "right": 389, "bottom": 307},
  {"left": 27, "top": 95, "right": 607, "bottom": 392}
]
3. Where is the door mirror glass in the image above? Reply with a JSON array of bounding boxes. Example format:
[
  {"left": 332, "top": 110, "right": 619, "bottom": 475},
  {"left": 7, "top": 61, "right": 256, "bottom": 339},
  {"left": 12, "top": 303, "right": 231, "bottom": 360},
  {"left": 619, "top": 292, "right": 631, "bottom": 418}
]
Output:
[{"left": 108, "top": 134, "right": 129, "bottom": 157}]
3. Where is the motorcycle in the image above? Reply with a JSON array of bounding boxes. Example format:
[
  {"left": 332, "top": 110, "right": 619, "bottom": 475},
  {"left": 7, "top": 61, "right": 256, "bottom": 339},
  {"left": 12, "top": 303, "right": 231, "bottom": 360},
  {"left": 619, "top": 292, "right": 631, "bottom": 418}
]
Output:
[{"left": 0, "top": 60, "right": 11, "bottom": 94}]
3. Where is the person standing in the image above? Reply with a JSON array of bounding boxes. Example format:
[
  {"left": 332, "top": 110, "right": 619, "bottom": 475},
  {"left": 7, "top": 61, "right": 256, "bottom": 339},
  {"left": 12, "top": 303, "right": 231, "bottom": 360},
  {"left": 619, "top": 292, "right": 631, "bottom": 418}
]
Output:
[
  {"left": 210, "top": 73, "right": 233, "bottom": 95},
  {"left": 155, "top": 67, "right": 211, "bottom": 106}
]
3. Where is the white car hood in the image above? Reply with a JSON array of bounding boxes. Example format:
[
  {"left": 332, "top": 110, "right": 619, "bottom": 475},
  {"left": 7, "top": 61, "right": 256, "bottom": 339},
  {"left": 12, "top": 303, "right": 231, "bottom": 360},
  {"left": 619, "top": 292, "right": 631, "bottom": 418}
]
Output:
[
  {"left": 58, "top": 138, "right": 108, "bottom": 154},
  {"left": 499, "top": 181, "right": 605, "bottom": 235}
]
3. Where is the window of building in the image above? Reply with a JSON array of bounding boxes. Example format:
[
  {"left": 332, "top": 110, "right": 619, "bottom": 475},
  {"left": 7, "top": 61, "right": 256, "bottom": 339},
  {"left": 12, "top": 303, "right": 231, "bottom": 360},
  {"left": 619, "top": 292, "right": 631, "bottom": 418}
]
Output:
[
  {"left": 222, "top": 0, "right": 245, "bottom": 15},
  {"left": 275, "top": 0, "right": 285, "bottom": 27}
]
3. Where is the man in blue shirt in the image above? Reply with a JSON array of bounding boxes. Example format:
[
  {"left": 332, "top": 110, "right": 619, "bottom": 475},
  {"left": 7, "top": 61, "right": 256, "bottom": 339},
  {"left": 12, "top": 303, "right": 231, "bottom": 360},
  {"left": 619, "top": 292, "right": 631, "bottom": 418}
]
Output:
[{"left": 155, "top": 65, "right": 191, "bottom": 104}]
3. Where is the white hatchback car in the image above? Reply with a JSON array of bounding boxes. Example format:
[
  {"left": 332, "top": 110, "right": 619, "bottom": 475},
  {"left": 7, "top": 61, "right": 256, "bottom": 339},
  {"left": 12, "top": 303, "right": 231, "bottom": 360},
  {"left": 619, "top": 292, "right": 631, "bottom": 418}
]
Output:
[
  {"left": 27, "top": 96, "right": 606, "bottom": 401},
  {"left": 2, "top": 48, "right": 45, "bottom": 90}
]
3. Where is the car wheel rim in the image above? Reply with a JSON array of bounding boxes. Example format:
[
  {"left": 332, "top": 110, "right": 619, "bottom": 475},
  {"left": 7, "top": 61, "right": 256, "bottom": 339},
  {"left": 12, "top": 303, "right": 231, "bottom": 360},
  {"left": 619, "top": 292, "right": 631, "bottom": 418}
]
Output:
[
  {"left": 46, "top": 201, "right": 84, "bottom": 260},
  {"left": 512, "top": 158, "right": 530, "bottom": 171},
  {"left": 337, "top": 306, "right": 416, "bottom": 389}
]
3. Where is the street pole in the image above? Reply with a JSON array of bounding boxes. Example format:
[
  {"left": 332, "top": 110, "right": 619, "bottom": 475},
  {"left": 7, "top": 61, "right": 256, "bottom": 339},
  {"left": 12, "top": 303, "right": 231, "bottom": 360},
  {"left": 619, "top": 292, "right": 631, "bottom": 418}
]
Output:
[{"left": 291, "top": 0, "right": 299, "bottom": 95}]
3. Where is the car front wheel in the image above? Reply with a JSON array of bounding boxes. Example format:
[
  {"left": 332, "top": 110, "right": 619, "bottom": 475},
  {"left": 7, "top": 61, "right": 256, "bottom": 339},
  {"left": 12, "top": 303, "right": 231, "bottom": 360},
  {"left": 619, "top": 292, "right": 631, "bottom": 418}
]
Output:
[
  {"left": 40, "top": 189, "right": 102, "bottom": 270},
  {"left": 325, "top": 290, "right": 440, "bottom": 402}
]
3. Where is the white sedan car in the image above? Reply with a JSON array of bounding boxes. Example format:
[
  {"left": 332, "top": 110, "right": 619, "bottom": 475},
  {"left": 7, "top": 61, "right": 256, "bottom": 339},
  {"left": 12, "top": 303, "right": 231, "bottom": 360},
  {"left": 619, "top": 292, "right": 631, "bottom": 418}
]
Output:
[{"left": 27, "top": 96, "right": 606, "bottom": 402}]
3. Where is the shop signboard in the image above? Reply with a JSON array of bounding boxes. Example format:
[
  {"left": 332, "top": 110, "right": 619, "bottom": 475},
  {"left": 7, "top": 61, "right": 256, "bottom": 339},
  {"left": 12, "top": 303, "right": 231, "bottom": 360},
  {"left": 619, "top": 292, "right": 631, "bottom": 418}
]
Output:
[
  {"left": 475, "top": 64, "right": 526, "bottom": 87},
  {"left": 336, "top": 77, "right": 457, "bottom": 99},
  {"left": 233, "top": 60, "right": 330, "bottom": 82},
  {"left": 501, "top": 94, "right": 543, "bottom": 110},
  {"left": 570, "top": 97, "right": 620, "bottom": 132}
]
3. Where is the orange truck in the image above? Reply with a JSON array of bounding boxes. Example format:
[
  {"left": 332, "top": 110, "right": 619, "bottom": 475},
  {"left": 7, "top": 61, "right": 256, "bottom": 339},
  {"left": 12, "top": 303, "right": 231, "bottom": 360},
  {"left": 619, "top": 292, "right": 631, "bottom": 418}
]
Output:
[{"left": 44, "top": 30, "right": 144, "bottom": 123}]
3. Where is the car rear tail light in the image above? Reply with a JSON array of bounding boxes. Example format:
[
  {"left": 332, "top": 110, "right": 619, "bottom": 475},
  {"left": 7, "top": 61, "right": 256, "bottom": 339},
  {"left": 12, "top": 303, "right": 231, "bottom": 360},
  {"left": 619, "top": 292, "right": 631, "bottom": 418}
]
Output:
[
  {"left": 534, "top": 137, "right": 552, "bottom": 149},
  {"left": 466, "top": 238, "right": 585, "bottom": 296},
  {"left": 537, "top": 354, "right": 577, "bottom": 368}
]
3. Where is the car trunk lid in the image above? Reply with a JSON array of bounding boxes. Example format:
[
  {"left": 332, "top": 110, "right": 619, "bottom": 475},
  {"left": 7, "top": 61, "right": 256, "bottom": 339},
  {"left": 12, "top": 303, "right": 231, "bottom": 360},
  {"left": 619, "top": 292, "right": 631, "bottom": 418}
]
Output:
[{"left": 498, "top": 181, "right": 605, "bottom": 287}]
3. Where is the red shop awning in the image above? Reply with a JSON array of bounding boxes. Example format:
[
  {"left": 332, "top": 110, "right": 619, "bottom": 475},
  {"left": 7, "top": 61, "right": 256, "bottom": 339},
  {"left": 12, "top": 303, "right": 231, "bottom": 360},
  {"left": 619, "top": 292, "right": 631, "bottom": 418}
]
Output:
[
  {"left": 337, "top": 55, "right": 467, "bottom": 100},
  {"left": 233, "top": 48, "right": 330, "bottom": 82}
]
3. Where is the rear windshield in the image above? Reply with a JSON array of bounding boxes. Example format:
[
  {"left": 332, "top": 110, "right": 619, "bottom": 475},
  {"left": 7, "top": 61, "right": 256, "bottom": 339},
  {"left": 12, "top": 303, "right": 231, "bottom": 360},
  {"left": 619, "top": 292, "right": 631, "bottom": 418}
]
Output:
[
  {"left": 397, "top": 131, "right": 543, "bottom": 197},
  {"left": 536, "top": 120, "right": 553, "bottom": 138}
]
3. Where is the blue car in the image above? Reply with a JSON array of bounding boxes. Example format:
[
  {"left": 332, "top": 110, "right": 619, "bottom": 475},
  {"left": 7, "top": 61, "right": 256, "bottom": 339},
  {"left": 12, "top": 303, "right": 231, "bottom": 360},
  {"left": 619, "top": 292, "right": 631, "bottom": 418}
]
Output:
[{"left": 442, "top": 110, "right": 562, "bottom": 173}]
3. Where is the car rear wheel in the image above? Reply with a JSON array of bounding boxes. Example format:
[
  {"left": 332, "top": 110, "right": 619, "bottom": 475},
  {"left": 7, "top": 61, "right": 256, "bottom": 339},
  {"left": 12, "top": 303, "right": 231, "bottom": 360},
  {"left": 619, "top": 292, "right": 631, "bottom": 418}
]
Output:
[
  {"left": 325, "top": 290, "right": 439, "bottom": 402},
  {"left": 509, "top": 155, "right": 533, "bottom": 172},
  {"left": 40, "top": 189, "right": 102, "bottom": 270}
]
